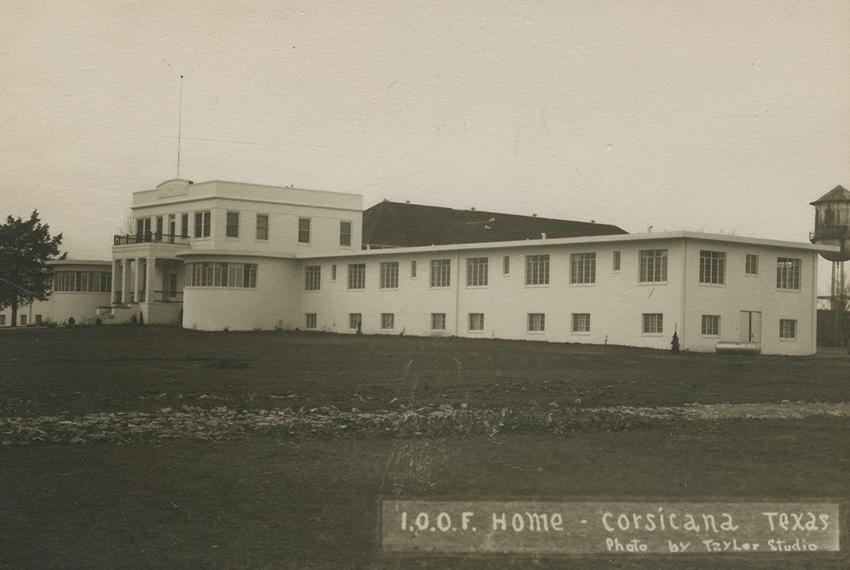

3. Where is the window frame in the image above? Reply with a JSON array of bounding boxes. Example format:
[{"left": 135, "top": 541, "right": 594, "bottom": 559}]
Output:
[
  {"left": 304, "top": 265, "right": 322, "bottom": 291},
  {"left": 776, "top": 258, "right": 801, "bottom": 291},
  {"left": 570, "top": 252, "right": 597, "bottom": 285},
  {"left": 429, "top": 259, "right": 451, "bottom": 288},
  {"left": 193, "top": 211, "right": 211, "bottom": 238},
  {"left": 779, "top": 318, "right": 798, "bottom": 340},
  {"left": 256, "top": 213, "right": 270, "bottom": 241},
  {"left": 745, "top": 254, "right": 759, "bottom": 276},
  {"left": 305, "top": 313, "right": 317, "bottom": 329},
  {"left": 571, "top": 313, "right": 591, "bottom": 334},
  {"left": 431, "top": 312, "right": 447, "bottom": 331},
  {"left": 638, "top": 249, "right": 668, "bottom": 284},
  {"left": 347, "top": 263, "right": 366, "bottom": 290},
  {"left": 525, "top": 254, "right": 550, "bottom": 287},
  {"left": 466, "top": 257, "right": 489, "bottom": 287},
  {"left": 380, "top": 312, "right": 395, "bottom": 330},
  {"left": 698, "top": 250, "right": 726, "bottom": 286},
  {"left": 642, "top": 313, "right": 664, "bottom": 335},
  {"left": 527, "top": 312, "right": 546, "bottom": 333},
  {"left": 701, "top": 314, "right": 721, "bottom": 337},
  {"left": 349, "top": 313, "right": 362, "bottom": 331},
  {"left": 226, "top": 211, "right": 240, "bottom": 238},
  {"left": 339, "top": 220, "right": 352, "bottom": 247},
  {"left": 298, "top": 217, "right": 311, "bottom": 244},
  {"left": 613, "top": 250, "right": 621, "bottom": 273},
  {"left": 379, "top": 261, "right": 399, "bottom": 290},
  {"left": 468, "top": 312, "right": 485, "bottom": 332}
]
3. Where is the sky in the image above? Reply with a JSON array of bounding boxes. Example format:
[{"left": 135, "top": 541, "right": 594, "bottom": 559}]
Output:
[{"left": 1, "top": 1, "right": 849, "bottom": 278}]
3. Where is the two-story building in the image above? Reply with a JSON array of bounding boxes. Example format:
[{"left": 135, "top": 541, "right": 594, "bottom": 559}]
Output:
[{"left": 100, "top": 178, "right": 825, "bottom": 355}]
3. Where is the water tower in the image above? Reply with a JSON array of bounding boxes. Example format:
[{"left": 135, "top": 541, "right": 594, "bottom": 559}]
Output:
[{"left": 810, "top": 185, "right": 850, "bottom": 347}]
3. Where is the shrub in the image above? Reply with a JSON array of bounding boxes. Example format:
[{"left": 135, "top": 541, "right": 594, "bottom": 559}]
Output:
[
  {"left": 95, "top": 318, "right": 103, "bottom": 327},
  {"left": 67, "top": 316, "right": 76, "bottom": 326}
]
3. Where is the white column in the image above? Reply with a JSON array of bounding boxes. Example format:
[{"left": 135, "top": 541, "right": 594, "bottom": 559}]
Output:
[
  {"left": 121, "top": 259, "right": 131, "bottom": 305},
  {"left": 134, "top": 257, "right": 143, "bottom": 302},
  {"left": 111, "top": 260, "right": 120, "bottom": 304},
  {"left": 146, "top": 256, "right": 156, "bottom": 303}
]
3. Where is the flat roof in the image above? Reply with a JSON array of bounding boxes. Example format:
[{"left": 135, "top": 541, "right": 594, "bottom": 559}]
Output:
[
  {"left": 48, "top": 259, "right": 112, "bottom": 266},
  {"left": 300, "top": 230, "right": 834, "bottom": 260},
  {"left": 175, "top": 231, "right": 835, "bottom": 262}
]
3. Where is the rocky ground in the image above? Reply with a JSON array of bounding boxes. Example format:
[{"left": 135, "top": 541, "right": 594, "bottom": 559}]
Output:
[{"left": 4, "top": 400, "right": 850, "bottom": 445}]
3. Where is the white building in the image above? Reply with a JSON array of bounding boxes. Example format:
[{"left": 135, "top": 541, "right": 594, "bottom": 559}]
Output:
[
  {"left": 0, "top": 260, "right": 112, "bottom": 326},
  {"left": 97, "top": 178, "right": 827, "bottom": 355}
]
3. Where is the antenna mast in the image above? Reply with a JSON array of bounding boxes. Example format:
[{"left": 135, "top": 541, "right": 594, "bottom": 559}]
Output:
[{"left": 177, "top": 74, "right": 184, "bottom": 178}]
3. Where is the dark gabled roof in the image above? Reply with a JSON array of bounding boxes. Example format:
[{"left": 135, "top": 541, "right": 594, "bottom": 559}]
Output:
[
  {"left": 811, "top": 185, "right": 850, "bottom": 205},
  {"left": 362, "top": 201, "right": 627, "bottom": 248}
]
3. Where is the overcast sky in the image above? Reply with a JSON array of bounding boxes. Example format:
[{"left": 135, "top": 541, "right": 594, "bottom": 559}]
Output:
[{"left": 2, "top": 1, "right": 849, "bottom": 272}]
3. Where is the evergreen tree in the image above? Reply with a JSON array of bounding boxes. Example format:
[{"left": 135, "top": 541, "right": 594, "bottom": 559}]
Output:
[{"left": 0, "top": 211, "right": 63, "bottom": 326}]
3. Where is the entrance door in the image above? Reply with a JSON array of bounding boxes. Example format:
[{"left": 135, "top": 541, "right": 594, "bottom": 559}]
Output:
[
  {"left": 740, "top": 311, "right": 762, "bottom": 343},
  {"left": 168, "top": 273, "right": 178, "bottom": 299}
]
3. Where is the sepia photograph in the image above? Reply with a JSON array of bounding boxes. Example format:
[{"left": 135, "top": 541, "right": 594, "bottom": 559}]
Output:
[{"left": 1, "top": 1, "right": 849, "bottom": 568}]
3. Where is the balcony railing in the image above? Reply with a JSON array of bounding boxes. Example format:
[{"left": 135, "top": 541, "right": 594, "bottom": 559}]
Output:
[
  {"left": 113, "top": 233, "right": 190, "bottom": 246},
  {"left": 150, "top": 290, "right": 184, "bottom": 303}
]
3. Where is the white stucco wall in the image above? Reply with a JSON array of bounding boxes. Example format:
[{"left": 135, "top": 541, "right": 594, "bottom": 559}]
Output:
[
  {"left": 295, "top": 235, "right": 819, "bottom": 355},
  {"left": 181, "top": 256, "right": 300, "bottom": 331},
  {"left": 681, "top": 239, "right": 817, "bottom": 355},
  {"left": 298, "top": 239, "right": 688, "bottom": 350}
]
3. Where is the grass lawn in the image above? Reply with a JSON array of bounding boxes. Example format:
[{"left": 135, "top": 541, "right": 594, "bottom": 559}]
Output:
[
  {"left": 1, "top": 326, "right": 849, "bottom": 417},
  {"left": 1, "top": 327, "right": 849, "bottom": 568}
]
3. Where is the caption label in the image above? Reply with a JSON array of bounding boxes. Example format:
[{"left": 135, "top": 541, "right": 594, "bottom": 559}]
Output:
[{"left": 381, "top": 500, "right": 840, "bottom": 555}]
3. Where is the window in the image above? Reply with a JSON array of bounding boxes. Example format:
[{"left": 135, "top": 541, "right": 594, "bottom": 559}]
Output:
[
  {"left": 0, "top": 315, "right": 5, "bottom": 326},
  {"left": 468, "top": 313, "right": 484, "bottom": 331},
  {"left": 305, "top": 265, "right": 321, "bottom": 291},
  {"left": 701, "top": 315, "right": 720, "bottom": 336},
  {"left": 168, "top": 214, "right": 176, "bottom": 237},
  {"left": 298, "top": 218, "right": 311, "bottom": 244},
  {"left": 35, "top": 314, "right": 42, "bottom": 325},
  {"left": 184, "top": 263, "right": 257, "bottom": 288},
  {"left": 155, "top": 216, "right": 163, "bottom": 238},
  {"left": 745, "top": 254, "right": 758, "bottom": 275},
  {"left": 699, "top": 251, "right": 726, "bottom": 285},
  {"left": 181, "top": 213, "right": 189, "bottom": 238},
  {"left": 380, "top": 262, "right": 399, "bottom": 289},
  {"left": 52, "top": 271, "right": 112, "bottom": 293},
  {"left": 305, "top": 313, "right": 317, "bottom": 329},
  {"left": 340, "top": 221, "right": 352, "bottom": 246},
  {"left": 136, "top": 217, "right": 151, "bottom": 238},
  {"left": 431, "top": 313, "right": 446, "bottom": 330},
  {"left": 525, "top": 255, "right": 550, "bottom": 286},
  {"left": 331, "top": 264, "right": 337, "bottom": 280},
  {"left": 348, "top": 263, "right": 366, "bottom": 289},
  {"left": 381, "top": 313, "right": 395, "bottom": 330},
  {"left": 20, "top": 314, "right": 27, "bottom": 326},
  {"left": 410, "top": 260, "right": 417, "bottom": 278},
  {"left": 502, "top": 256, "right": 510, "bottom": 275},
  {"left": 349, "top": 313, "right": 362, "bottom": 331},
  {"left": 226, "top": 211, "right": 240, "bottom": 238},
  {"left": 613, "top": 251, "right": 621, "bottom": 272},
  {"left": 466, "top": 257, "right": 488, "bottom": 287},
  {"left": 779, "top": 319, "right": 797, "bottom": 340},
  {"left": 776, "top": 258, "right": 801, "bottom": 290},
  {"left": 256, "top": 214, "right": 269, "bottom": 240},
  {"left": 527, "top": 313, "right": 545, "bottom": 332},
  {"left": 194, "top": 211, "right": 211, "bottom": 238},
  {"left": 430, "top": 259, "right": 451, "bottom": 288},
  {"left": 639, "top": 250, "right": 668, "bottom": 283},
  {"left": 642, "top": 313, "right": 664, "bottom": 334},
  {"left": 570, "top": 253, "right": 596, "bottom": 284},
  {"left": 572, "top": 313, "right": 591, "bottom": 333}
]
